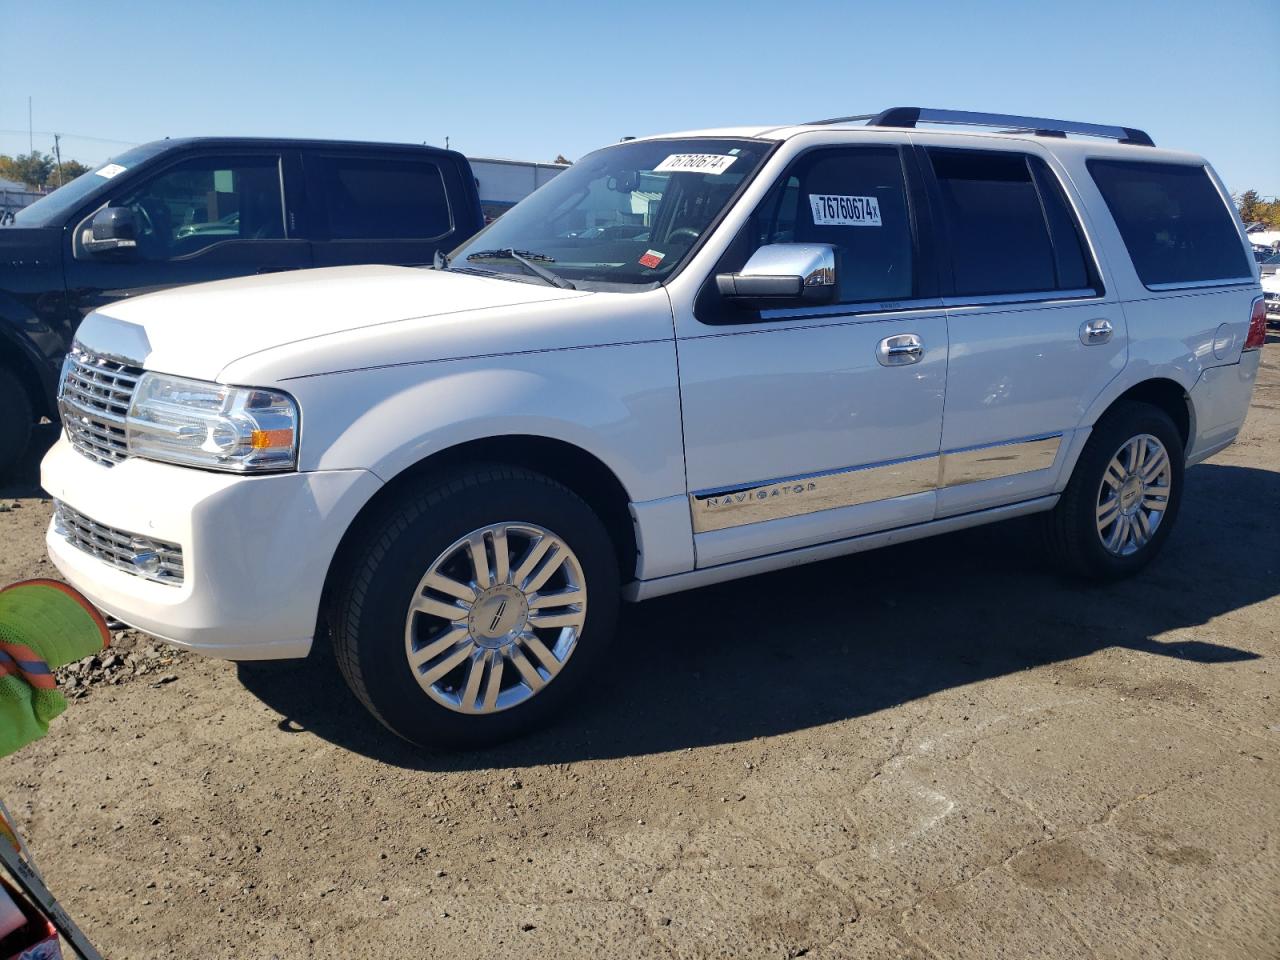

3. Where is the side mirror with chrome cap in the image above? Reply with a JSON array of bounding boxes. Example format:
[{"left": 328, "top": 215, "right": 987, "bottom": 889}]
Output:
[
  {"left": 715, "top": 243, "right": 837, "bottom": 307},
  {"left": 83, "top": 207, "right": 139, "bottom": 253}
]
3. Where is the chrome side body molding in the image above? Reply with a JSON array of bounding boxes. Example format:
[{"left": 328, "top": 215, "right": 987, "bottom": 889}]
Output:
[
  {"left": 631, "top": 495, "right": 1061, "bottom": 601},
  {"left": 690, "top": 434, "right": 1062, "bottom": 533}
]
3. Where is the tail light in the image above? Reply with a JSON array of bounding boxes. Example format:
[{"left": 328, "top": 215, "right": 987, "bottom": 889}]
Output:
[{"left": 1244, "top": 297, "right": 1266, "bottom": 352}]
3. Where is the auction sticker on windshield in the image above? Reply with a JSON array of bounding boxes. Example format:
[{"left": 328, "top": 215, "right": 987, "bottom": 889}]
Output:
[
  {"left": 809, "top": 194, "right": 881, "bottom": 227},
  {"left": 653, "top": 154, "right": 738, "bottom": 175},
  {"left": 95, "top": 163, "right": 127, "bottom": 179}
]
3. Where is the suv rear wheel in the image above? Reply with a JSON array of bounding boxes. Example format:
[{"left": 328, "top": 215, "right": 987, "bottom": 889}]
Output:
[
  {"left": 0, "top": 368, "right": 34, "bottom": 477},
  {"left": 1043, "top": 402, "right": 1184, "bottom": 580},
  {"left": 330, "top": 465, "right": 619, "bottom": 748}
]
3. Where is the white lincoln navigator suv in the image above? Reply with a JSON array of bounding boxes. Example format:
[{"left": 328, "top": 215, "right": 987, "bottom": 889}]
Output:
[{"left": 43, "top": 108, "right": 1266, "bottom": 747}]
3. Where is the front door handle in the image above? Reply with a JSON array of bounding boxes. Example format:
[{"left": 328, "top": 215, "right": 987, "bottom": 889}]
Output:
[
  {"left": 1080, "top": 318, "right": 1114, "bottom": 345},
  {"left": 877, "top": 333, "right": 924, "bottom": 366}
]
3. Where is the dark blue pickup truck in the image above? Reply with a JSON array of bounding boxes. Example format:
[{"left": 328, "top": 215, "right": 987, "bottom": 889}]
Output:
[{"left": 0, "top": 137, "right": 483, "bottom": 471}]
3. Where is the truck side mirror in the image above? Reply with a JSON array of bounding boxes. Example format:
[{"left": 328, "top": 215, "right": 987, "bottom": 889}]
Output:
[
  {"left": 83, "top": 207, "right": 139, "bottom": 253},
  {"left": 715, "top": 243, "right": 837, "bottom": 307}
]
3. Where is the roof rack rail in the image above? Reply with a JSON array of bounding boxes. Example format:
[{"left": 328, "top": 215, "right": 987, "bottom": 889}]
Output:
[{"left": 807, "top": 107, "right": 1155, "bottom": 147}]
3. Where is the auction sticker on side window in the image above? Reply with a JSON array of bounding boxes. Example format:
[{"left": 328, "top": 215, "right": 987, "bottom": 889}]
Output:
[
  {"left": 809, "top": 194, "right": 881, "bottom": 227},
  {"left": 95, "top": 163, "right": 127, "bottom": 179},
  {"left": 653, "top": 154, "right": 738, "bottom": 175}
]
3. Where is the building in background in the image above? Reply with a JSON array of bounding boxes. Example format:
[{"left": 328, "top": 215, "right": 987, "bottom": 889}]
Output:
[
  {"left": 0, "top": 178, "right": 41, "bottom": 223},
  {"left": 468, "top": 157, "right": 568, "bottom": 222}
]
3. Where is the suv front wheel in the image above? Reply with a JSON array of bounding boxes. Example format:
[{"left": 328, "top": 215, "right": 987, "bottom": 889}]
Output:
[
  {"left": 330, "top": 465, "right": 619, "bottom": 748},
  {"left": 1044, "top": 402, "right": 1185, "bottom": 580}
]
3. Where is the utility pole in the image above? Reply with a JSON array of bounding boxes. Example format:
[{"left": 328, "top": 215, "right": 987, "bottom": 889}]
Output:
[
  {"left": 53, "top": 134, "right": 64, "bottom": 187},
  {"left": 28, "top": 97, "right": 33, "bottom": 153}
]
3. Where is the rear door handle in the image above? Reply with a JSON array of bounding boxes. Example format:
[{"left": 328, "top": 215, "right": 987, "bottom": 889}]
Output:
[
  {"left": 877, "top": 333, "right": 924, "bottom": 366},
  {"left": 1080, "top": 318, "right": 1113, "bottom": 345}
]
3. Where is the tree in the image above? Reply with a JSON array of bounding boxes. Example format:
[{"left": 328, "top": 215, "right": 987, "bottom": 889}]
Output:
[
  {"left": 553, "top": 154, "right": 572, "bottom": 165},
  {"left": 1236, "top": 189, "right": 1267, "bottom": 225},
  {"left": 50, "top": 159, "right": 91, "bottom": 185},
  {"left": 0, "top": 152, "right": 54, "bottom": 188}
]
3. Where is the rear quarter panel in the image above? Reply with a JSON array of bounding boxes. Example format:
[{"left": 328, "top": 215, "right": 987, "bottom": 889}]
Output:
[{"left": 1051, "top": 144, "right": 1261, "bottom": 452}]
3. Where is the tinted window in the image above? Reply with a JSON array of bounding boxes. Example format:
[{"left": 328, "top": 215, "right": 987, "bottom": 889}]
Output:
[
  {"left": 315, "top": 155, "right": 451, "bottom": 240},
  {"left": 1088, "top": 160, "right": 1250, "bottom": 287},
  {"left": 114, "top": 155, "right": 285, "bottom": 260},
  {"left": 1029, "top": 160, "right": 1092, "bottom": 291},
  {"left": 753, "top": 147, "right": 914, "bottom": 303},
  {"left": 931, "top": 150, "right": 1077, "bottom": 296}
]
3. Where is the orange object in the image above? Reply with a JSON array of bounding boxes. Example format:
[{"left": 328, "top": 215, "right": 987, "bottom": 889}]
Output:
[{"left": 250, "top": 428, "right": 293, "bottom": 449}]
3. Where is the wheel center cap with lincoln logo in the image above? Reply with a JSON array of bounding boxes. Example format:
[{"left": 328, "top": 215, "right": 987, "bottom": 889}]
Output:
[
  {"left": 468, "top": 585, "right": 529, "bottom": 648},
  {"left": 1118, "top": 475, "right": 1145, "bottom": 515}
]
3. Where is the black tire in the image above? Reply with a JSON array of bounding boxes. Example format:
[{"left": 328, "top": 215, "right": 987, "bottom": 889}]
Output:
[
  {"left": 0, "top": 367, "right": 34, "bottom": 477},
  {"left": 330, "top": 465, "right": 619, "bottom": 749},
  {"left": 1043, "top": 401, "right": 1185, "bottom": 581}
]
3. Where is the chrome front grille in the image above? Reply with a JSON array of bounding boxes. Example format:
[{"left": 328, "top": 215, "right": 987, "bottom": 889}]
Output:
[
  {"left": 59, "top": 347, "right": 144, "bottom": 466},
  {"left": 53, "top": 500, "right": 185, "bottom": 586}
]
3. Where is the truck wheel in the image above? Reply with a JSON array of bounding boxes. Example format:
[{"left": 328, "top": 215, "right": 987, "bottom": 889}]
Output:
[
  {"left": 1043, "top": 402, "right": 1184, "bottom": 580},
  {"left": 0, "top": 368, "right": 34, "bottom": 477},
  {"left": 330, "top": 465, "right": 619, "bottom": 749}
]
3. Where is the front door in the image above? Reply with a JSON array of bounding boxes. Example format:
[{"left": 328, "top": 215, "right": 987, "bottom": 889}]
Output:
[
  {"left": 916, "top": 144, "right": 1128, "bottom": 518},
  {"left": 64, "top": 150, "right": 311, "bottom": 325},
  {"left": 676, "top": 144, "right": 948, "bottom": 567}
]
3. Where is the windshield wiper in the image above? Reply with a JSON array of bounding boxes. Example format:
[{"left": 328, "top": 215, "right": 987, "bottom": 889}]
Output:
[{"left": 465, "top": 248, "right": 575, "bottom": 289}]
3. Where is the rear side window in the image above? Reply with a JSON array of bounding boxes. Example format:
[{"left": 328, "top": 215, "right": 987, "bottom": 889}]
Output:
[
  {"left": 314, "top": 155, "right": 452, "bottom": 240},
  {"left": 928, "top": 149, "right": 1094, "bottom": 297},
  {"left": 1088, "top": 160, "right": 1250, "bottom": 287}
]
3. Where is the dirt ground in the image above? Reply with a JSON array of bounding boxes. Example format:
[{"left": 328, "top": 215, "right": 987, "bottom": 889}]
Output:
[{"left": 1, "top": 340, "right": 1278, "bottom": 960}]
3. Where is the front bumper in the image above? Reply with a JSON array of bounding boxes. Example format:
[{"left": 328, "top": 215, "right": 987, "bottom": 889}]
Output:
[
  {"left": 1265, "top": 296, "right": 1280, "bottom": 321},
  {"left": 41, "top": 438, "right": 382, "bottom": 660}
]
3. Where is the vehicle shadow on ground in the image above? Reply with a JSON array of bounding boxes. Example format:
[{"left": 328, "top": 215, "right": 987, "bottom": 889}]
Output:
[
  {"left": 239, "top": 461, "right": 1277, "bottom": 770},
  {"left": 0, "top": 423, "right": 58, "bottom": 499}
]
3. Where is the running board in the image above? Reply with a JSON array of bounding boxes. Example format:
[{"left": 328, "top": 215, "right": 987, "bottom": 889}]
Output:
[{"left": 623, "top": 495, "right": 1059, "bottom": 602}]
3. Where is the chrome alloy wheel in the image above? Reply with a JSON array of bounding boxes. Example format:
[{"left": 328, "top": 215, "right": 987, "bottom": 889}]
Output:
[
  {"left": 404, "top": 522, "right": 587, "bottom": 714},
  {"left": 1095, "top": 433, "right": 1173, "bottom": 557}
]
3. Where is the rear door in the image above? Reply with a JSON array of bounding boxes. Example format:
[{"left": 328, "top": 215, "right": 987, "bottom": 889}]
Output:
[
  {"left": 64, "top": 148, "right": 311, "bottom": 321},
  {"left": 303, "top": 149, "right": 473, "bottom": 267},
  {"left": 917, "top": 142, "right": 1127, "bottom": 517}
]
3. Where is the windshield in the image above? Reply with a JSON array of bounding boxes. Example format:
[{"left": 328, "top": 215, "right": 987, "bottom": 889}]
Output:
[
  {"left": 450, "top": 137, "right": 772, "bottom": 289},
  {"left": 11, "top": 143, "right": 168, "bottom": 227}
]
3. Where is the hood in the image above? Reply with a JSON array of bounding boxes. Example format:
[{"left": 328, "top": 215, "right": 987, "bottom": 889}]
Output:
[{"left": 74, "top": 264, "right": 592, "bottom": 381}]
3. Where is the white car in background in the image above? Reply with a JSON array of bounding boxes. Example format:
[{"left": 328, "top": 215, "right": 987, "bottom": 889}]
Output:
[
  {"left": 1262, "top": 270, "right": 1280, "bottom": 322},
  {"left": 42, "top": 108, "right": 1266, "bottom": 748}
]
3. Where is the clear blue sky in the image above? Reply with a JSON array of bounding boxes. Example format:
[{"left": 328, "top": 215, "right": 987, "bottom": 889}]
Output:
[{"left": 2, "top": 0, "right": 1277, "bottom": 195}]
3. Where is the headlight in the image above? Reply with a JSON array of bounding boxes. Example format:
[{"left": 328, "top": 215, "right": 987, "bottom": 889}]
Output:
[{"left": 126, "top": 373, "right": 299, "bottom": 473}]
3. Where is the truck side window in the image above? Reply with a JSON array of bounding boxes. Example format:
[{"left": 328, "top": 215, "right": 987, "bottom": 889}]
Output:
[
  {"left": 115, "top": 155, "right": 286, "bottom": 260},
  {"left": 927, "top": 149, "right": 1095, "bottom": 296},
  {"left": 1087, "top": 159, "right": 1252, "bottom": 288},
  {"left": 753, "top": 148, "right": 915, "bottom": 304},
  {"left": 313, "top": 155, "right": 452, "bottom": 241}
]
